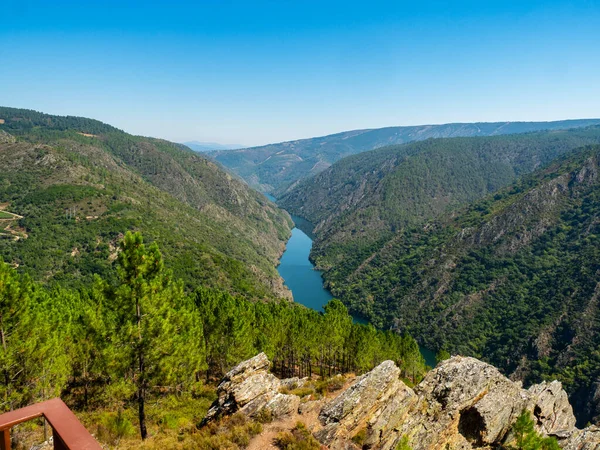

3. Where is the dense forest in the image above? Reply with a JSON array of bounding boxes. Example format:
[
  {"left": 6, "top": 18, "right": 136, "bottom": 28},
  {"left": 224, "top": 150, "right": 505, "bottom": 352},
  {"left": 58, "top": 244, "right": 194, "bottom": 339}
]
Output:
[
  {"left": 212, "top": 119, "right": 600, "bottom": 195},
  {"left": 278, "top": 127, "right": 600, "bottom": 317},
  {"left": 301, "top": 145, "right": 600, "bottom": 424},
  {"left": 0, "top": 231, "right": 426, "bottom": 446},
  {"left": 279, "top": 126, "right": 600, "bottom": 257},
  {"left": 0, "top": 107, "right": 292, "bottom": 300}
]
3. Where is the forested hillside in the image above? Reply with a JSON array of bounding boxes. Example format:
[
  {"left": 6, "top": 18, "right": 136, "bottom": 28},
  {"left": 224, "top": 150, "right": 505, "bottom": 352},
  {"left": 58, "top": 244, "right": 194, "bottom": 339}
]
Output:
[
  {"left": 0, "top": 107, "right": 292, "bottom": 299},
  {"left": 212, "top": 119, "right": 600, "bottom": 194},
  {"left": 310, "top": 145, "right": 600, "bottom": 424},
  {"left": 0, "top": 232, "right": 426, "bottom": 447},
  {"left": 279, "top": 126, "right": 600, "bottom": 274}
]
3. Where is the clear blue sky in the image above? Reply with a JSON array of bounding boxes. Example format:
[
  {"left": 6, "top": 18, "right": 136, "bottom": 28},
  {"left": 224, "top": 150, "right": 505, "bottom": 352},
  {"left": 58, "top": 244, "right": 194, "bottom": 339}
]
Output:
[{"left": 1, "top": 0, "right": 599, "bottom": 146}]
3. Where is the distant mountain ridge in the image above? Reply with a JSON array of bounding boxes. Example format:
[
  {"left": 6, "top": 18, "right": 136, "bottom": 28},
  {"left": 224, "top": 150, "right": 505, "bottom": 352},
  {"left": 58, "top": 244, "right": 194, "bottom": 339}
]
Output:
[
  {"left": 211, "top": 119, "right": 600, "bottom": 194},
  {"left": 184, "top": 140, "right": 244, "bottom": 152}
]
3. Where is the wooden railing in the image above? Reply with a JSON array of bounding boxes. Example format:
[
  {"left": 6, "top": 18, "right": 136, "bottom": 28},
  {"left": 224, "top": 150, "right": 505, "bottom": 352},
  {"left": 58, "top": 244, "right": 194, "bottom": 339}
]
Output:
[{"left": 0, "top": 398, "right": 102, "bottom": 450}]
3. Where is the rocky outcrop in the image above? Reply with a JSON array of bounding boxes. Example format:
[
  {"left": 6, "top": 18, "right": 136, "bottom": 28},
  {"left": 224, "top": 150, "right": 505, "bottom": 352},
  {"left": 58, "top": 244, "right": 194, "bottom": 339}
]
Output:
[
  {"left": 561, "top": 426, "right": 600, "bottom": 450},
  {"left": 316, "top": 360, "right": 416, "bottom": 448},
  {"left": 204, "top": 354, "right": 599, "bottom": 449},
  {"left": 0, "top": 130, "right": 16, "bottom": 144},
  {"left": 528, "top": 381, "right": 577, "bottom": 434},
  {"left": 203, "top": 353, "right": 282, "bottom": 422},
  {"left": 264, "top": 393, "right": 301, "bottom": 418},
  {"left": 374, "top": 357, "right": 578, "bottom": 450}
]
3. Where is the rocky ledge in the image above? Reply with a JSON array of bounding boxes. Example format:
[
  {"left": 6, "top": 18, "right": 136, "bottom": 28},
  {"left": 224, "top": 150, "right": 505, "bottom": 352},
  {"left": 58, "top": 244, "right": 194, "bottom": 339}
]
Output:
[{"left": 204, "top": 353, "right": 600, "bottom": 449}]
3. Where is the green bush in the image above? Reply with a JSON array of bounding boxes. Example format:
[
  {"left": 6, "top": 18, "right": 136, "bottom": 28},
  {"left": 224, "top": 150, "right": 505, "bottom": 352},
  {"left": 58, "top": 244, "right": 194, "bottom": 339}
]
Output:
[
  {"left": 97, "top": 409, "right": 135, "bottom": 445},
  {"left": 396, "top": 435, "right": 412, "bottom": 450},
  {"left": 274, "top": 422, "right": 321, "bottom": 450},
  {"left": 352, "top": 428, "right": 367, "bottom": 446},
  {"left": 509, "top": 411, "right": 560, "bottom": 450}
]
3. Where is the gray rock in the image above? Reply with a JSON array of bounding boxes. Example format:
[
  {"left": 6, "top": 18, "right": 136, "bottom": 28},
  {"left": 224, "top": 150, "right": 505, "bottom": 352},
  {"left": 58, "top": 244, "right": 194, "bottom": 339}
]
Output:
[
  {"left": 203, "top": 353, "right": 281, "bottom": 422},
  {"left": 202, "top": 353, "right": 591, "bottom": 450},
  {"left": 528, "top": 380, "right": 577, "bottom": 434},
  {"left": 371, "top": 357, "right": 578, "bottom": 450},
  {"left": 560, "top": 425, "right": 600, "bottom": 450},
  {"left": 265, "top": 393, "right": 301, "bottom": 418},
  {"left": 280, "top": 376, "right": 309, "bottom": 391},
  {"left": 298, "top": 399, "right": 324, "bottom": 415},
  {"left": 317, "top": 360, "right": 404, "bottom": 446}
]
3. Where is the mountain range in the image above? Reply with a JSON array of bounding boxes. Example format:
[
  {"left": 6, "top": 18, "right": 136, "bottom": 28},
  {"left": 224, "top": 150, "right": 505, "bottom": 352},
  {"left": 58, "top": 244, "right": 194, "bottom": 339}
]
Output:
[
  {"left": 211, "top": 119, "right": 600, "bottom": 194},
  {"left": 184, "top": 140, "right": 245, "bottom": 152}
]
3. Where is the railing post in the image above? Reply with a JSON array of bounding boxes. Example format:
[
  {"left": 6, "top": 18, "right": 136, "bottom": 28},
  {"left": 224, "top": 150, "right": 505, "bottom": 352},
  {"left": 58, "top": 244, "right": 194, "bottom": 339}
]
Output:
[
  {"left": 0, "top": 429, "right": 10, "bottom": 450},
  {"left": 52, "top": 431, "right": 67, "bottom": 450},
  {"left": 0, "top": 399, "right": 101, "bottom": 450}
]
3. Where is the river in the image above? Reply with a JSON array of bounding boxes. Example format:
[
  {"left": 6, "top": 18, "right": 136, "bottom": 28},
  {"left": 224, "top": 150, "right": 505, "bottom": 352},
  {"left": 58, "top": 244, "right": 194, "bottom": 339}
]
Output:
[{"left": 272, "top": 202, "right": 437, "bottom": 368}]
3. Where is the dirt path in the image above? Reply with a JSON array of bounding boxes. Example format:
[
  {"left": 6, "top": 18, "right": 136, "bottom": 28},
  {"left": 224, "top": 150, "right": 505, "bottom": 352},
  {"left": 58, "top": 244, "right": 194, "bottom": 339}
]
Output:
[
  {"left": 247, "top": 376, "right": 356, "bottom": 450},
  {"left": 0, "top": 203, "right": 26, "bottom": 240},
  {"left": 247, "top": 414, "right": 298, "bottom": 450},
  {"left": 247, "top": 406, "right": 322, "bottom": 450}
]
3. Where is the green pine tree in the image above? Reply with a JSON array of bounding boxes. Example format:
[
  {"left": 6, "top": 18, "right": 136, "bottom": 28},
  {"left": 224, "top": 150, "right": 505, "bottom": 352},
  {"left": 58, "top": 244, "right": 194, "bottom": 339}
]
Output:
[{"left": 111, "top": 231, "right": 205, "bottom": 439}]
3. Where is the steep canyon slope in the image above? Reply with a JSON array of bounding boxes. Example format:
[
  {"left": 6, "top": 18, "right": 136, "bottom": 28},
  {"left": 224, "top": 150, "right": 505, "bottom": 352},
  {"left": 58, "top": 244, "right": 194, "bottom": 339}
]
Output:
[
  {"left": 0, "top": 107, "right": 292, "bottom": 299},
  {"left": 280, "top": 133, "right": 600, "bottom": 422}
]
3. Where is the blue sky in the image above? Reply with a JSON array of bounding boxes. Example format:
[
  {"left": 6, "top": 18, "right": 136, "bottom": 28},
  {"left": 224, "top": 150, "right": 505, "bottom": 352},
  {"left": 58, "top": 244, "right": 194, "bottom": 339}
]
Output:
[{"left": 1, "top": 1, "right": 599, "bottom": 146}]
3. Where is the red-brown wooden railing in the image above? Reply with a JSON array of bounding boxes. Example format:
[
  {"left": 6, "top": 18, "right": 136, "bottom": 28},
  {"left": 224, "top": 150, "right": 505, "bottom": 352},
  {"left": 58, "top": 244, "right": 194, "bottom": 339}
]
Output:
[{"left": 0, "top": 398, "right": 102, "bottom": 450}]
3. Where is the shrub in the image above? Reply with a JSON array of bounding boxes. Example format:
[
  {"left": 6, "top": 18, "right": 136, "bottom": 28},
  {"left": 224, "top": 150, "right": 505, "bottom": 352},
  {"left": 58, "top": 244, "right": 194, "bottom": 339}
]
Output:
[
  {"left": 255, "top": 408, "right": 274, "bottom": 424},
  {"left": 96, "top": 409, "right": 135, "bottom": 445},
  {"left": 315, "top": 377, "right": 345, "bottom": 395},
  {"left": 352, "top": 428, "right": 367, "bottom": 446},
  {"left": 509, "top": 410, "right": 560, "bottom": 450},
  {"left": 274, "top": 422, "right": 320, "bottom": 450},
  {"left": 289, "top": 387, "right": 315, "bottom": 398},
  {"left": 396, "top": 435, "right": 412, "bottom": 450},
  {"left": 192, "top": 413, "right": 263, "bottom": 450}
]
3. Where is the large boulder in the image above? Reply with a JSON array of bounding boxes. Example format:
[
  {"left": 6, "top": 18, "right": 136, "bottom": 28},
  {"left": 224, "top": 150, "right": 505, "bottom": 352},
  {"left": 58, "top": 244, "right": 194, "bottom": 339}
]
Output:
[
  {"left": 203, "top": 353, "right": 283, "bottom": 422},
  {"left": 264, "top": 393, "right": 301, "bottom": 418},
  {"left": 528, "top": 381, "right": 577, "bottom": 434},
  {"left": 316, "top": 360, "right": 413, "bottom": 448},
  {"left": 365, "top": 357, "right": 577, "bottom": 450}
]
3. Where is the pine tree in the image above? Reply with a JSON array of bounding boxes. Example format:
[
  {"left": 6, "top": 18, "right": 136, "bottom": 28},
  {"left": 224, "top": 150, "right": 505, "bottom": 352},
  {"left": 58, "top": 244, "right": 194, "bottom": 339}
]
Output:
[
  {"left": 0, "top": 261, "right": 30, "bottom": 410},
  {"left": 111, "top": 231, "right": 205, "bottom": 439},
  {"left": 435, "top": 349, "right": 451, "bottom": 364},
  {"left": 510, "top": 410, "right": 560, "bottom": 450},
  {"left": 322, "top": 299, "right": 352, "bottom": 377},
  {"left": 195, "top": 288, "right": 255, "bottom": 377}
]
